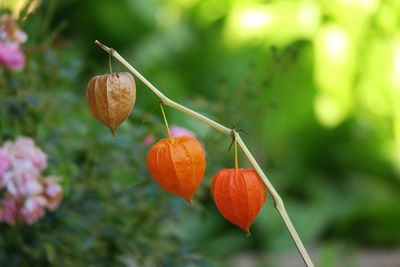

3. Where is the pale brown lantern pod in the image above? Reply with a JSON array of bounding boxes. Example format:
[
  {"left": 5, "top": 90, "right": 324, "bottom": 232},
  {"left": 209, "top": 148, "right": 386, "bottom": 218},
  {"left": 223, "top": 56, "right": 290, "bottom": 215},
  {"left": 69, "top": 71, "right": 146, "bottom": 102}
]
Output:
[
  {"left": 86, "top": 49, "right": 136, "bottom": 135},
  {"left": 87, "top": 72, "right": 136, "bottom": 135}
]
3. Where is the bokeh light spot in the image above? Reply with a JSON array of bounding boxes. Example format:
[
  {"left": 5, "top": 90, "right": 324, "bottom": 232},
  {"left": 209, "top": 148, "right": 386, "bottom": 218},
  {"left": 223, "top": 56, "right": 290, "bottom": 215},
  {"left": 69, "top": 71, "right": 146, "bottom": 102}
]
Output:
[{"left": 239, "top": 9, "right": 272, "bottom": 30}]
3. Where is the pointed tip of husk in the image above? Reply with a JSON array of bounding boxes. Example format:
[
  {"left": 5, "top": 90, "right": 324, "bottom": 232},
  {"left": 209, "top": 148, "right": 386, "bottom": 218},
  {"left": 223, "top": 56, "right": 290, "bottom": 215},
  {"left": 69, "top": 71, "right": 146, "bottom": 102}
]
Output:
[
  {"left": 242, "top": 226, "right": 251, "bottom": 236},
  {"left": 185, "top": 198, "right": 193, "bottom": 205},
  {"left": 110, "top": 127, "right": 118, "bottom": 136}
]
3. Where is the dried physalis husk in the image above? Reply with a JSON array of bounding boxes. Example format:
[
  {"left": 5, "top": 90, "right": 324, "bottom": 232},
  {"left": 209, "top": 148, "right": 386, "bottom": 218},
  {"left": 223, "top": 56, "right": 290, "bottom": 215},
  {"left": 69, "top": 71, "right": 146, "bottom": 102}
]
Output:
[{"left": 87, "top": 72, "right": 136, "bottom": 135}]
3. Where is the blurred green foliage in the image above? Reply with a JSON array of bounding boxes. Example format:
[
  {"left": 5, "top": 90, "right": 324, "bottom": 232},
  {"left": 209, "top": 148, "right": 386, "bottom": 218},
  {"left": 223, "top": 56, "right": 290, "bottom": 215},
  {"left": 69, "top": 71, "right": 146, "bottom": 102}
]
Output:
[{"left": 1, "top": 0, "right": 400, "bottom": 266}]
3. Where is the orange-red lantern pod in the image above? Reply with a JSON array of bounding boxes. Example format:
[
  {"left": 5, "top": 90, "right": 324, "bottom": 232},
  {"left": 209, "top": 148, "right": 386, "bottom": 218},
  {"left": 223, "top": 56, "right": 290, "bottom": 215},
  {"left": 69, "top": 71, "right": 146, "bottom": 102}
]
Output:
[
  {"left": 146, "top": 135, "right": 206, "bottom": 203},
  {"left": 211, "top": 139, "right": 267, "bottom": 234},
  {"left": 211, "top": 169, "right": 266, "bottom": 233}
]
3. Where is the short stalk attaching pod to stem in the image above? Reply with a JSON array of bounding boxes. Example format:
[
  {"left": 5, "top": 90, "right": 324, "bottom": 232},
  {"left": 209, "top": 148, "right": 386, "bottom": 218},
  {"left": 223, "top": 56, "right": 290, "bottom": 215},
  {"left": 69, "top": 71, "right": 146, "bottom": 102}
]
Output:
[
  {"left": 109, "top": 48, "right": 113, "bottom": 73},
  {"left": 159, "top": 102, "right": 172, "bottom": 139},
  {"left": 229, "top": 128, "right": 239, "bottom": 174},
  {"left": 234, "top": 134, "right": 239, "bottom": 173},
  {"left": 94, "top": 40, "right": 315, "bottom": 267}
]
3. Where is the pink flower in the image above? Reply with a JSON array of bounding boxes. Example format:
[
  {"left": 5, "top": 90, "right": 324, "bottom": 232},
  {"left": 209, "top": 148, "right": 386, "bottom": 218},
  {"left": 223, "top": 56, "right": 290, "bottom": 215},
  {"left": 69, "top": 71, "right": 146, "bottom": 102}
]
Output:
[
  {"left": 144, "top": 135, "right": 155, "bottom": 146},
  {"left": 0, "top": 14, "right": 28, "bottom": 45},
  {"left": 0, "top": 149, "right": 10, "bottom": 178},
  {"left": 0, "top": 42, "right": 25, "bottom": 70},
  {"left": 0, "top": 15, "right": 27, "bottom": 71},
  {"left": 6, "top": 168, "right": 42, "bottom": 197},
  {"left": 13, "top": 30, "right": 27, "bottom": 44},
  {"left": 42, "top": 177, "right": 62, "bottom": 210},
  {"left": 170, "top": 126, "right": 196, "bottom": 138},
  {"left": 0, "top": 195, "right": 20, "bottom": 225},
  {"left": 19, "top": 195, "right": 46, "bottom": 224},
  {"left": 0, "top": 136, "right": 62, "bottom": 225},
  {"left": 5, "top": 136, "right": 48, "bottom": 171}
]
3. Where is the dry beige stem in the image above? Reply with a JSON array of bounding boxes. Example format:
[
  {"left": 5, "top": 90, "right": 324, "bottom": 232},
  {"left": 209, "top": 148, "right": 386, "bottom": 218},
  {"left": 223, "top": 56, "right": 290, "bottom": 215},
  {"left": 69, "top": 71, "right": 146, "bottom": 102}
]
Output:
[{"left": 87, "top": 72, "right": 136, "bottom": 135}]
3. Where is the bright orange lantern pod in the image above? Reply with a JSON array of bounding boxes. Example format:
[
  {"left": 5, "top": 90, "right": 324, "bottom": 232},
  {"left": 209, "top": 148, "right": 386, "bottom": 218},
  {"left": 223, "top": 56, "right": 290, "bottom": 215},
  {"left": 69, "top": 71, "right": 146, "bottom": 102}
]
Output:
[
  {"left": 211, "top": 139, "right": 267, "bottom": 234},
  {"left": 146, "top": 105, "right": 206, "bottom": 203}
]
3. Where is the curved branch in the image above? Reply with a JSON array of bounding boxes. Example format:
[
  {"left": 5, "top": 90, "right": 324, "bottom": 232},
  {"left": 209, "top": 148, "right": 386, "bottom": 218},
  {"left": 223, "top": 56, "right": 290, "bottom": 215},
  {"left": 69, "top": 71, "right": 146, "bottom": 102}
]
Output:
[{"left": 94, "top": 40, "right": 315, "bottom": 267}]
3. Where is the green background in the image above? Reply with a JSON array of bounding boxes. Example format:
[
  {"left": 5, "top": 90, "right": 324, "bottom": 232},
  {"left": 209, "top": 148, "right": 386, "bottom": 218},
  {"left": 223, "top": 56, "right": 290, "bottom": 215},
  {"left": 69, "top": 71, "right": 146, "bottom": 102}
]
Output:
[{"left": 1, "top": 0, "right": 399, "bottom": 266}]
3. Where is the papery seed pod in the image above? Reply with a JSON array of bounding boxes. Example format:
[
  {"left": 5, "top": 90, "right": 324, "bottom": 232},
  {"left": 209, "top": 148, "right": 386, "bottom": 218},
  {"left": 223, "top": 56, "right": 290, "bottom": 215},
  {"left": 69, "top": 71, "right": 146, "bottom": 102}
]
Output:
[
  {"left": 87, "top": 72, "right": 136, "bottom": 135},
  {"left": 211, "top": 169, "right": 267, "bottom": 234},
  {"left": 146, "top": 136, "right": 206, "bottom": 203}
]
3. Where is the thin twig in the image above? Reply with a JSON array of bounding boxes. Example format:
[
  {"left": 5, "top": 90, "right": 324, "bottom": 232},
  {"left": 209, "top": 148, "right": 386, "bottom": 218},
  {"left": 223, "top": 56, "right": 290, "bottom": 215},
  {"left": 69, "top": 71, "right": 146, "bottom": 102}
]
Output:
[{"left": 94, "top": 40, "right": 315, "bottom": 267}]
